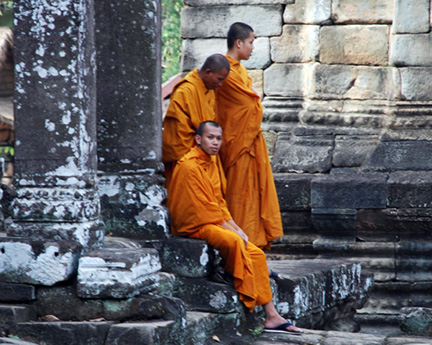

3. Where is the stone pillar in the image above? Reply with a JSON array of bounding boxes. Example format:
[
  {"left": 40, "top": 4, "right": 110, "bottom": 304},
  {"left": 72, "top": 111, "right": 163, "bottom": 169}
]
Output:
[
  {"left": 95, "top": 0, "right": 168, "bottom": 240},
  {"left": 7, "top": 0, "right": 103, "bottom": 249}
]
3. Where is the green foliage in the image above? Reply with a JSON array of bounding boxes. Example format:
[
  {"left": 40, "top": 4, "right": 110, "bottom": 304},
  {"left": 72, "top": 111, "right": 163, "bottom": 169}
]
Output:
[
  {"left": 0, "top": 1, "right": 13, "bottom": 27},
  {"left": 161, "top": 0, "right": 183, "bottom": 83}
]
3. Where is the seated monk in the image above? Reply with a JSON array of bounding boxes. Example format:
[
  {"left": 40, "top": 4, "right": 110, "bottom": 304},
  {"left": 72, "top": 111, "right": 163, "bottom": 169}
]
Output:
[{"left": 167, "top": 121, "right": 303, "bottom": 335}]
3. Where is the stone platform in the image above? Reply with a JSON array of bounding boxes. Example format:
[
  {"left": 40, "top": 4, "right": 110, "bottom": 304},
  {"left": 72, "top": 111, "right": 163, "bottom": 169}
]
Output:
[{"left": 0, "top": 236, "right": 375, "bottom": 344}]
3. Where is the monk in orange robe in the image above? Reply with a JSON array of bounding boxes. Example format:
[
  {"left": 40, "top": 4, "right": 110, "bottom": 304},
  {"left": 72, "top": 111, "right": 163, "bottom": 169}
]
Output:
[
  {"left": 167, "top": 121, "right": 303, "bottom": 334},
  {"left": 215, "top": 22, "right": 283, "bottom": 250},
  {"left": 162, "top": 54, "right": 230, "bottom": 190}
]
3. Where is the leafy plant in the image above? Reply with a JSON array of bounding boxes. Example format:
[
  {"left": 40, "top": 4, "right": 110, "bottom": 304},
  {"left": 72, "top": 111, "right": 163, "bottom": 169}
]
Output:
[
  {"left": 0, "top": 1, "right": 13, "bottom": 27},
  {"left": 161, "top": 0, "right": 183, "bottom": 83}
]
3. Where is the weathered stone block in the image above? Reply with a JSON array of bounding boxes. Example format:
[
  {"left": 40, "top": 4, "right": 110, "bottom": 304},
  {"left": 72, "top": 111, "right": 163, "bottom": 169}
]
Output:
[
  {"left": 104, "top": 321, "right": 177, "bottom": 345},
  {"left": 400, "top": 307, "right": 432, "bottom": 337},
  {"left": 312, "top": 208, "right": 357, "bottom": 241},
  {"left": 185, "top": 0, "right": 294, "bottom": 5},
  {"left": 310, "top": 64, "right": 397, "bottom": 100},
  {"left": 0, "top": 284, "right": 35, "bottom": 302},
  {"left": 400, "top": 67, "right": 432, "bottom": 101},
  {"left": 319, "top": 25, "right": 389, "bottom": 66},
  {"left": 269, "top": 259, "right": 373, "bottom": 327},
  {"left": 390, "top": 35, "right": 432, "bottom": 67},
  {"left": 157, "top": 237, "right": 215, "bottom": 278},
  {"left": 243, "top": 37, "right": 271, "bottom": 70},
  {"left": 283, "top": 0, "right": 331, "bottom": 24},
  {"left": 356, "top": 209, "right": 400, "bottom": 242},
  {"left": 264, "top": 63, "right": 307, "bottom": 97},
  {"left": 0, "top": 305, "right": 36, "bottom": 334},
  {"left": 77, "top": 248, "right": 161, "bottom": 299},
  {"left": 180, "top": 38, "right": 225, "bottom": 72},
  {"left": 387, "top": 171, "right": 432, "bottom": 208},
  {"left": 333, "top": 135, "right": 380, "bottom": 167},
  {"left": 270, "top": 25, "right": 319, "bottom": 63},
  {"left": 0, "top": 239, "right": 81, "bottom": 286},
  {"left": 95, "top": 0, "right": 162, "bottom": 171},
  {"left": 36, "top": 284, "right": 185, "bottom": 322},
  {"left": 262, "top": 97, "right": 303, "bottom": 123},
  {"left": 12, "top": 322, "right": 114, "bottom": 345},
  {"left": 272, "top": 132, "right": 333, "bottom": 173},
  {"left": 396, "top": 241, "right": 432, "bottom": 281},
  {"left": 392, "top": 208, "right": 432, "bottom": 241},
  {"left": 181, "top": 6, "right": 283, "bottom": 38},
  {"left": 273, "top": 173, "right": 312, "bottom": 211},
  {"left": 393, "top": 0, "right": 430, "bottom": 34},
  {"left": 311, "top": 173, "right": 387, "bottom": 209},
  {"left": 174, "top": 278, "right": 238, "bottom": 313},
  {"left": 363, "top": 140, "right": 432, "bottom": 171},
  {"left": 248, "top": 69, "right": 264, "bottom": 95},
  {"left": 332, "top": 0, "right": 394, "bottom": 24},
  {"left": 98, "top": 174, "right": 169, "bottom": 240}
]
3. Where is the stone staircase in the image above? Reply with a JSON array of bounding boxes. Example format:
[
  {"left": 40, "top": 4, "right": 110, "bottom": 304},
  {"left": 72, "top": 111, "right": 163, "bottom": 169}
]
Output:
[{"left": 0, "top": 235, "right": 373, "bottom": 345}]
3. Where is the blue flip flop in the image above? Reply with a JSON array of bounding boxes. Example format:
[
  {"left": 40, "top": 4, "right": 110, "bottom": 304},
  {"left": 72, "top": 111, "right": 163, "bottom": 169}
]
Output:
[{"left": 264, "top": 322, "right": 304, "bottom": 335}]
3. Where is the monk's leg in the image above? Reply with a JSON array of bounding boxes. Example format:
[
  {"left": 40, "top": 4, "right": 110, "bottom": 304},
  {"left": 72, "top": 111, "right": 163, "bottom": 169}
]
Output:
[{"left": 198, "top": 224, "right": 258, "bottom": 310}]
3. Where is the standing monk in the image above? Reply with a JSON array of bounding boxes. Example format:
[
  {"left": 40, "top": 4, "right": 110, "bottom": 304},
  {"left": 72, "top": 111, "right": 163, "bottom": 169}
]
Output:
[
  {"left": 162, "top": 54, "right": 230, "bottom": 190},
  {"left": 167, "top": 121, "right": 303, "bottom": 335},
  {"left": 215, "top": 22, "right": 283, "bottom": 250}
]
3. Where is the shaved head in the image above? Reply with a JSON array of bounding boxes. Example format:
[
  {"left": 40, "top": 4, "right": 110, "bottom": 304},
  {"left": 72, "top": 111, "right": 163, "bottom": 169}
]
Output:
[{"left": 199, "top": 54, "right": 230, "bottom": 74}]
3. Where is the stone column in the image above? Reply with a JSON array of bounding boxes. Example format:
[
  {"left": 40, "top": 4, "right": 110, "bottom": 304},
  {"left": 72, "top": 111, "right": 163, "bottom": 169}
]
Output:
[
  {"left": 95, "top": 1, "right": 168, "bottom": 240},
  {"left": 7, "top": 0, "right": 103, "bottom": 249}
]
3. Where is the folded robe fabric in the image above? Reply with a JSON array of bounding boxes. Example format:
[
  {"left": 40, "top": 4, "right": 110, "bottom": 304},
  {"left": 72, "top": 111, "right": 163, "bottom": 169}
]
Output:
[
  {"left": 215, "top": 55, "right": 283, "bottom": 250},
  {"left": 167, "top": 146, "right": 272, "bottom": 312},
  {"left": 162, "top": 69, "right": 225, "bottom": 192}
]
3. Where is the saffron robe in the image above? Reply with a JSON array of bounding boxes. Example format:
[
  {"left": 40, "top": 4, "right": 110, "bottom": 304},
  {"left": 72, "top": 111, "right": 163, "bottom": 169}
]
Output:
[
  {"left": 162, "top": 69, "right": 225, "bottom": 191},
  {"left": 215, "top": 55, "right": 283, "bottom": 250},
  {"left": 167, "top": 146, "right": 272, "bottom": 312}
]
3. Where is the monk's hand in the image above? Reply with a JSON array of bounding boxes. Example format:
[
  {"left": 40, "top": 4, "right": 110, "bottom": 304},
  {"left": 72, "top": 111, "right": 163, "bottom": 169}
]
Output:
[{"left": 236, "top": 228, "right": 249, "bottom": 247}]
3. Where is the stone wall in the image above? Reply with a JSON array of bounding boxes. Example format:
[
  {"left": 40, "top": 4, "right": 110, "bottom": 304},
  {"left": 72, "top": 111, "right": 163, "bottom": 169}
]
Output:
[{"left": 179, "top": 0, "right": 432, "bottom": 241}]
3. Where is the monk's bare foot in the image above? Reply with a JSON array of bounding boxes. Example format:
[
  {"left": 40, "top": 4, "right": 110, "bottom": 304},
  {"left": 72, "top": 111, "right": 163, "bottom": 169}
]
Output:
[{"left": 264, "top": 316, "right": 302, "bottom": 333}]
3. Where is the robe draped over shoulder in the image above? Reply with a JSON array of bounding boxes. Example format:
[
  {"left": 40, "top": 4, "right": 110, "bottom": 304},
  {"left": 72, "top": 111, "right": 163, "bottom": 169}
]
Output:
[
  {"left": 215, "top": 55, "right": 283, "bottom": 249},
  {"left": 167, "top": 146, "right": 272, "bottom": 312},
  {"left": 162, "top": 69, "right": 225, "bottom": 191}
]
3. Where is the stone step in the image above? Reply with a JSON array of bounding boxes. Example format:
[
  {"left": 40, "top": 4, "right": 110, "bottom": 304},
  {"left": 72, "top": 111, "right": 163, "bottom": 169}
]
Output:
[
  {"left": 268, "top": 259, "right": 373, "bottom": 331},
  {"left": 253, "top": 328, "right": 432, "bottom": 345}
]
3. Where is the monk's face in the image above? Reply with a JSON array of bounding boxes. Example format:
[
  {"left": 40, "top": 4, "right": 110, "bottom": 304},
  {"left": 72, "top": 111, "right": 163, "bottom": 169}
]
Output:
[
  {"left": 237, "top": 31, "right": 255, "bottom": 60},
  {"left": 196, "top": 125, "right": 223, "bottom": 156},
  {"left": 202, "top": 68, "right": 229, "bottom": 90}
]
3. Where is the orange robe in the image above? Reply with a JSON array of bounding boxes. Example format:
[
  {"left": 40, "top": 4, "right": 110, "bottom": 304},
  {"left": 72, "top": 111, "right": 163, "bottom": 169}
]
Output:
[
  {"left": 215, "top": 55, "right": 283, "bottom": 250},
  {"left": 167, "top": 146, "right": 272, "bottom": 312},
  {"left": 162, "top": 69, "right": 225, "bottom": 191}
]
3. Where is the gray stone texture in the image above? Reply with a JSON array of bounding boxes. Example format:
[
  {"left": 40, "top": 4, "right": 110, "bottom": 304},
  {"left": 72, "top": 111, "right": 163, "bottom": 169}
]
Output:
[
  {"left": 77, "top": 247, "right": 161, "bottom": 298},
  {"left": 331, "top": 0, "right": 394, "bottom": 24},
  {"left": 399, "top": 307, "right": 432, "bottom": 337},
  {"left": 264, "top": 64, "right": 307, "bottom": 97},
  {"left": 333, "top": 135, "right": 380, "bottom": 167},
  {"left": 268, "top": 259, "right": 373, "bottom": 328},
  {"left": 400, "top": 68, "right": 432, "bottom": 101},
  {"left": 311, "top": 174, "right": 388, "bottom": 209},
  {"left": 11, "top": 322, "right": 114, "bottom": 345},
  {"left": 270, "top": 25, "right": 319, "bottom": 63},
  {"left": 273, "top": 173, "right": 312, "bottom": 211},
  {"left": 387, "top": 171, "right": 432, "bottom": 208},
  {"left": 283, "top": 0, "right": 332, "bottom": 24},
  {"left": 0, "top": 284, "right": 35, "bottom": 302},
  {"left": 181, "top": 5, "right": 283, "bottom": 38},
  {"left": 319, "top": 25, "right": 389, "bottom": 66},
  {"left": 393, "top": 0, "right": 430, "bottom": 34},
  {"left": 390, "top": 35, "right": 432, "bottom": 67},
  {"left": 36, "top": 285, "right": 185, "bottom": 322},
  {"left": 185, "top": 0, "right": 294, "bottom": 5},
  {"left": 155, "top": 237, "right": 216, "bottom": 278},
  {"left": 95, "top": 0, "right": 162, "bottom": 172},
  {"left": 272, "top": 132, "right": 334, "bottom": 173},
  {"left": 11, "top": 0, "right": 103, "bottom": 249},
  {"left": 0, "top": 238, "right": 81, "bottom": 286},
  {"left": 310, "top": 64, "right": 398, "bottom": 100}
]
